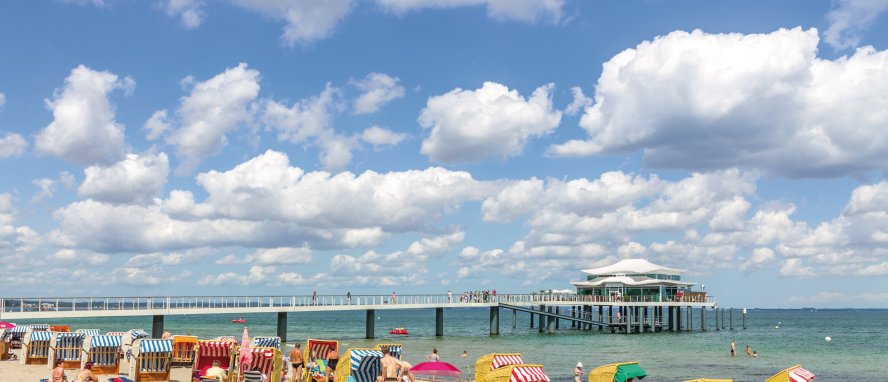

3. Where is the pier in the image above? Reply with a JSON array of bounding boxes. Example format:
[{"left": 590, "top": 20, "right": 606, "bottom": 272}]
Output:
[{"left": 0, "top": 293, "right": 730, "bottom": 341}]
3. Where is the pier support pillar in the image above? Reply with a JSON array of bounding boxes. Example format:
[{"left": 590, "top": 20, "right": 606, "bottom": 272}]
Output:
[
  {"left": 530, "top": 309, "right": 534, "bottom": 328},
  {"left": 700, "top": 307, "right": 705, "bottom": 331},
  {"left": 435, "top": 307, "right": 444, "bottom": 337},
  {"left": 513, "top": 310, "right": 517, "bottom": 329},
  {"left": 151, "top": 315, "right": 164, "bottom": 339},
  {"left": 366, "top": 309, "right": 376, "bottom": 339},
  {"left": 638, "top": 306, "right": 645, "bottom": 333},
  {"left": 626, "top": 306, "right": 632, "bottom": 334},
  {"left": 571, "top": 307, "right": 576, "bottom": 329},
  {"left": 277, "top": 312, "right": 288, "bottom": 343},
  {"left": 715, "top": 308, "right": 720, "bottom": 331},
  {"left": 598, "top": 306, "right": 603, "bottom": 331},
  {"left": 547, "top": 307, "right": 556, "bottom": 334},
  {"left": 489, "top": 306, "right": 499, "bottom": 335},
  {"left": 538, "top": 305, "right": 546, "bottom": 333},
  {"left": 729, "top": 308, "right": 734, "bottom": 330},
  {"left": 687, "top": 306, "right": 692, "bottom": 332},
  {"left": 555, "top": 307, "right": 560, "bottom": 330}
]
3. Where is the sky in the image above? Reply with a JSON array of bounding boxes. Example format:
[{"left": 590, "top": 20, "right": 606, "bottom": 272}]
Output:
[{"left": 1, "top": 0, "right": 888, "bottom": 308}]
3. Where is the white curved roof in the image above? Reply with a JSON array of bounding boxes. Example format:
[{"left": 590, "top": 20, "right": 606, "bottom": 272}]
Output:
[
  {"left": 571, "top": 275, "right": 694, "bottom": 287},
  {"left": 581, "top": 258, "right": 684, "bottom": 276}
]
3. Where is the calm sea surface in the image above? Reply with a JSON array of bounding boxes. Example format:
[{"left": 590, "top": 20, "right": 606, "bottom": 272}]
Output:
[{"left": 13, "top": 308, "right": 888, "bottom": 381}]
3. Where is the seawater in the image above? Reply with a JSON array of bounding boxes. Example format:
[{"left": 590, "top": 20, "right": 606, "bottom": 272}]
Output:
[{"left": 14, "top": 308, "right": 888, "bottom": 381}]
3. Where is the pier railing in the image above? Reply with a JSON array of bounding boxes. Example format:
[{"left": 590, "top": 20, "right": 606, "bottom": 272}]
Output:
[{"left": 1, "top": 293, "right": 714, "bottom": 314}]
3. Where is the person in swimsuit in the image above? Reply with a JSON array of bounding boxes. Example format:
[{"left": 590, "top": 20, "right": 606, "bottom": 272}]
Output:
[
  {"left": 379, "top": 346, "right": 414, "bottom": 382},
  {"left": 326, "top": 348, "right": 340, "bottom": 382},
  {"left": 289, "top": 343, "right": 304, "bottom": 382},
  {"left": 426, "top": 348, "right": 439, "bottom": 361},
  {"left": 730, "top": 340, "right": 737, "bottom": 357},
  {"left": 75, "top": 362, "right": 97, "bottom": 382},
  {"left": 52, "top": 360, "right": 67, "bottom": 382}
]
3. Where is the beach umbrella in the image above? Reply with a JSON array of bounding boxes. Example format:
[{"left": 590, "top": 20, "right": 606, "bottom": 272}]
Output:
[
  {"left": 410, "top": 361, "right": 461, "bottom": 378},
  {"left": 238, "top": 326, "right": 253, "bottom": 367},
  {"left": 0, "top": 322, "right": 15, "bottom": 329}
]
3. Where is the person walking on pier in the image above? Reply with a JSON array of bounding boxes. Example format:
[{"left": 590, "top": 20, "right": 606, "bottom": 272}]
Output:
[
  {"left": 347, "top": 291, "right": 352, "bottom": 305},
  {"left": 390, "top": 292, "right": 397, "bottom": 304},
  {"left": 448, "top": 290, "right": 452, "bottom": 303},
  {"left": 312, "top": 290, "right": 318, "bottom": 305}
]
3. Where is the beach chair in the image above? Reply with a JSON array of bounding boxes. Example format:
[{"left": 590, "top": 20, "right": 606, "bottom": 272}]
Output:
[
  {"left": 81, "top": 334, "right": 123, "bottom": 374},
  {"left": 20, "top": 330, "right": 54, "bottom": 365},
  {"left": 587, "top": 362, "right": 647, "bottom": 382},
  {"left": 373, "top": 343, "right": 402, "bottom": 359},
  {"left": 171, "top": 335, "right": 199, "bottom": 366},
  {"left": 0, "top": 330, "right": 9, "bottom": 361},
  {"left": 485, "top": 364, "right": 550, "bottom": 382},
  {"left": 123, "top": 329, "right": 150, "bottom": 361},
  {"left": 304, "top": 339, "right": 339, "bottom": 382},
  {"left": 76, "top": 329, "right": 101, "bottom": 336},
  {"left": 192, "top": 340, "right": 237, "bottom": 381},
  {"left": 49, "top": 332, "right": 85, "bottom": 369},
  {"left": 252, "top": 336, "right": 281, "bottom": 349},
  {"left": 334, "top": 348, "right": 383, "bottom": 382},
  {"left": 129, "top": 338, "right": 173, "bottom": 382},
  {"left": 29, "top": 324, "right": 51, "bottom": 331},
  {"left": 240, "top": 346, "right": 283, "bottom": 382},
  {"left": 243, "top": 370, "right": 265, "bottom": 382},
  {"left": 764, "top": 365, "right": 815, "bottom": 382},
  {"left": 474, "top": 353, "right": 523, "bottom": 382},
  {"left": 7, "top": 325, "right": 27, "bottom": 349}
]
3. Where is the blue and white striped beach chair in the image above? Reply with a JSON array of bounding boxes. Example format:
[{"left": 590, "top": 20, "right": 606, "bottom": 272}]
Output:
[
  {"left": 49, "top": 332, "right": 85, "bottom": 369},
  {"left": 335, "top": 349, "right": 383, "bottom": 382},
  {"left": 75, "top": 329, "right": 101, "bottom": 336},
  {"left": 373, "top": 344, "right": 402, "bottom": 360},
  {"left": 81, "top": 334, "right": 122, "bottom": 374},
  {"left": 129, "top": 338, "right": 172, "bottom": 382},
  {"left": 252, "top": 336, "right": 281, "bottom": 349},
  {"left": 20, "top": 330, "right": 53, "bottom": 365}
]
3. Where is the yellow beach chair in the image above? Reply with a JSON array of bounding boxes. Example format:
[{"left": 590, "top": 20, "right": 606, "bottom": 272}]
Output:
[
  {"left": 588, "top": 362, "right": 647, "bottom": 382},
  {"left": 475, "top": 353, "right": 523, "bottom": 382},
  {"left": 765, "top": 365, "right": 815, "bottom": 382},
  {"left": 49, "top": 332, "right": 85, "bottom": 369},
  {"left": 304, "top": 339, "right": 340, "bottom": 382},
  {"left": 171, "top": 335, "right": 198, "bottom": 366},
  {"left": 81, "top": 334, "right": 123, "bottom": 375},
  {"left": 129, "top": 338, "right": 173, "bottom": 382},
  {"left": 334, "top": 348, "right": 383, "bottom": 382}
]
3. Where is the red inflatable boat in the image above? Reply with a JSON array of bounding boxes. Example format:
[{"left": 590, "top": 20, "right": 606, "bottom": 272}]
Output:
[{"left": 389, "top": 328, "right": 408, "bottom": 335}]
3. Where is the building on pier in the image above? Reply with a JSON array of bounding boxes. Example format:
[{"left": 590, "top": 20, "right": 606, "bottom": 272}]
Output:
[{"left": 571, "top": 259, "right": 705, "bottom": 302}]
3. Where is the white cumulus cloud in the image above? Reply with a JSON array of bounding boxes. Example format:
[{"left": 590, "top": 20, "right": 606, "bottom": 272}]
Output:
[
  {"left": 549, "top": 27, "right": 888, "bottom": 178},
  {"left": 824, "top": 0, "right": 888, "bottom": 50},
  {"left": 420, "top": 82, "right": 561, "bottom": 163},
  {"left": 36, "top": 65, "right": 134, "bottom": 165},
  {"left": 352, "top": 72, "right": 405, "bottom": 114},
  {"left": 166, "top": 63, "right": 260, "bottom": 174},
  {"left": 231, "top": 0, "right": 353, "bottom": 46},
  {"left": 361, "top": 125, "right": 407, "bottom": 147},
  {"left": 0, "top": 133, "right": 28, "bottom": 158},
  {"left": 78, "top": 152, "right": 169, "bottom": 204},
  {"left": 163, "top": 0, "right": 205, "bottom": 29}
]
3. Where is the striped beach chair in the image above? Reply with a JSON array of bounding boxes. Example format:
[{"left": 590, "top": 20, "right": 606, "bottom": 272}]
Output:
[
  {"left": 129, "top": 338, "right": 173, "bottom": 382},
  {"left": 475, "top": 354, "right": 523, "bottom": 382},
  {"left": 81, "top": 334, "right": 123, "bottom": 374},
  {"left": 304, "top": 339, "right": 339, "bottom": 382},
  {"left": 334, "top": 348, "right": 382, "bottom": 382},
  {"left": 587, "top": 362, "right": 647, "bottom": 382},
  {"left": 29, "top": 324, "right": 51, "bottom": 331},
  {"left": 20, "top": 330, "right": 54, "bottom": 365},
  {"left": 49, "top": 332, "right": 85, "bottom": 369},
  {"left": 240, "top": 346, "right": 283, "bottom": 382},
  {"left": 486, "top": 365, "right": 550, "bottom": 382},
  {"left": 171, "top": 335, "right": 198, "bottom": 366},
  {"left": 252, "top": 336, "right": 281, "bottom": 349},
  {"left": 192, "top": 340, "right": 237, "bottom": 381},
  {"left": 76, "top": 329, "right": 101, "bottom": 336},
  {"left": 123, "top": 329, "right": 150, "bottom": 361},
  {"left": 765, "top": 365, "right": 815, "bottom": 382},
  {"left": 7, "top": 325, "right": 27, "bottom": 349}
]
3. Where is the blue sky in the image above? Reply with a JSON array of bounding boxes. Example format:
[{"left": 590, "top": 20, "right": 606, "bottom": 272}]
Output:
[{"left": 1, "top": 0, "right": 888, "bottom": 308}]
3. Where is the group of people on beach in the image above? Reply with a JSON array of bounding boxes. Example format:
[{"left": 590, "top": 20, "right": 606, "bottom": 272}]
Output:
[
  {"left": 730, "top": 340, "right": 758, "bottom": 358},
  {"left": 52, "top": 359, "right": 96, "bottom": 382},
  {"left": 288, "top": 342, "right": 340, "bottom": 382}
]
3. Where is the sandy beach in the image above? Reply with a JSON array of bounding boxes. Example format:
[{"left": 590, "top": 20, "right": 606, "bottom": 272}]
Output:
[{"left": 0, "top": 348, "right": 192, "bottom": 382}]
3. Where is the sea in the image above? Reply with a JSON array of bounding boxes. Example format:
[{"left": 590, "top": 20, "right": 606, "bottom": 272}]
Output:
[{"left": 11, "top": 308, "right": 888, "bottom": 381}]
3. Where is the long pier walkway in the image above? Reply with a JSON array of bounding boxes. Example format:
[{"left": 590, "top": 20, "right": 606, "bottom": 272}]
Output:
[{"left": 1, "top": 294, "right": 735, "bottom": 341}]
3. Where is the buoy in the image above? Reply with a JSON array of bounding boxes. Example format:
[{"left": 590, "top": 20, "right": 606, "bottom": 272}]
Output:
[{"left": 825, "top": 336, "right": 832, "bottom": 342}]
